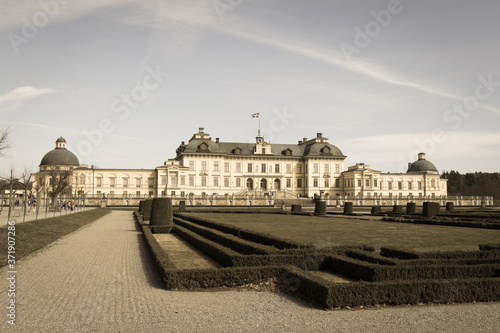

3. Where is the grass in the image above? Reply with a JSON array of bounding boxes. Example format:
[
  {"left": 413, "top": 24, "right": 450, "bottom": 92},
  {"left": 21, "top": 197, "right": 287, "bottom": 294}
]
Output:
[
  {"left": 181, "top": 213, "right": 500, "bottom": 252},
  {"left": 1, "top": 208, "right": 111, "bottom": 267}
]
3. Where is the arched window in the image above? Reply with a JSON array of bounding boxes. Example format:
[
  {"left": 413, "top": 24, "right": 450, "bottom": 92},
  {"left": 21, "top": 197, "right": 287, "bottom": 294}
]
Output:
[
  {"left": 260, "top": 178, "right": 267, "bottom": 190},
  {"left": 274, "top": 179, "right": 281, "bottom": 190},
  {"left": 246, "top": 178, "right": 253, "bottom": 190}
]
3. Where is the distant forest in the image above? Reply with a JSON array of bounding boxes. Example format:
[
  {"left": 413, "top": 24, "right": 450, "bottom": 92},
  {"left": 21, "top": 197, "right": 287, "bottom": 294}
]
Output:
[{"left": 442, "top": 171, "right": 500, "bottom": 199}]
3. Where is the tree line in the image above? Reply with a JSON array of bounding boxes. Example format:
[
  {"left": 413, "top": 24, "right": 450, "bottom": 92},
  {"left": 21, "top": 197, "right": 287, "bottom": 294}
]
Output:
[{"left": 442, "top": 171, "right": 500, "bottom": 199}]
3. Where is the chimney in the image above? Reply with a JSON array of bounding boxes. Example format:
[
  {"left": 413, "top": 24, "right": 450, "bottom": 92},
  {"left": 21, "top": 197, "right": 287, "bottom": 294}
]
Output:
[
  {"left": 215, "top": 138, "right": 219, "bottom": 143},
  {"left": 317, "top": 133, "right": 322, "bottom": 138},
  {"left": 199, "top": 127, "right": 204, "bottom": 133},
  {"left": 298, "top": 140, "right": 302, "bottom": 145},
  {"left": 408, "top": 162, "right": 412, "bottom": 169},
  {"left": 418, "top": 152, "right": 426, "bottom": 160},
  {"left": 303, "top": 138, "right": 307, "bottom": 143}
]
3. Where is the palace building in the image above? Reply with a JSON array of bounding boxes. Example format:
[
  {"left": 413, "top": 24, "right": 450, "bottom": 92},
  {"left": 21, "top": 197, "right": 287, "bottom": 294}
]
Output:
[{"left": 33, "top": 128, "right": 448, "bottom": 205}]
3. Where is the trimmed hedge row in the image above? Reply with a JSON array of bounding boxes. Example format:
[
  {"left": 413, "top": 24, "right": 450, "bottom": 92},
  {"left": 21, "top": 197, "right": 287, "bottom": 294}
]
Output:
[
  {"left": 323, "top": 255, "right": 499, "bottom": 282},
  {"left": 285, "top": 266, "right": 500, "bottom": 308},
  {"left": 385, "top": 218, "right": 500, "bottom": 230},
  {"left": 176, "top": 213, "right": 312, "bottom": 249},
  {"left": 163, "top": 266, "right": 285, "bottom": 290},
  {"left": 480, "top": 243, "right": 500, "bottom": 251},
  {"left": 381, "top": 247, "right": 500, "bottom": 260},
  {"left": 174, "top": 217, "right": 278, "bottom": 255}
]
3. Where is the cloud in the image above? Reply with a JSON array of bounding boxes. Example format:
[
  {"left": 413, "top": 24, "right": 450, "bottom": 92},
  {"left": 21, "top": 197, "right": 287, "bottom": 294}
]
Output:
[{"left": 0, "top": 86, "right": 56, "bottom": 112}]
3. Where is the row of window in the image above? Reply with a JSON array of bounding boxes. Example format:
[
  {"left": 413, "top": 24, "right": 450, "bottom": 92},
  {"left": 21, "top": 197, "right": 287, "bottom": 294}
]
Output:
[
  {"left": 344, "top": 179, "right": 440, "bottom": 190},
  {"left": 89, "top": 177, "right": 155, "bottom": 188},
  {"left": 188, "top": 161, "right": 342, "bottom": 174}
]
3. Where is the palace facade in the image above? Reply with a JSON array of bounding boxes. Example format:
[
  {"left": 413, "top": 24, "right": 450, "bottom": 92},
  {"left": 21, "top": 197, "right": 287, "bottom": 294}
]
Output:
[{"left": 33, "top": 128, "right": 448, "bottom": 205}]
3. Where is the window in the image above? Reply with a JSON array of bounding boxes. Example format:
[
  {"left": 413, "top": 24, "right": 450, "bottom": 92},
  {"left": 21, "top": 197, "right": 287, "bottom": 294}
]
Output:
[
  {"left": 136, "top": 191, "right": 141, "bottom": 197},
  {"left": 313, "top": 163, "right": 319, "bottom": 173},
  {"left": 189, "top": 176, "right": 194, "bottom": 187},
  {"left": 418, "top": 182, "right": 422, "bottom": 190},
  {"left": 224, "top": 162, "right": 230, "bottom": 173},
  {"left": 388, "top": 181, "right": 393, "bottom": 190},
  {"left": 189, "top": 161, "right": 194, "bottom": 170},
  {"left": 201, "top": 177, "right": 207, "bottom": 186},
  {"left": 297, "top": 164, "right": 302, "bottom": 173},
  {"left": 365, "top": 179, "right": 370, "bottom": 187},
  {"left": 313, "top": 178, "right": 319, "bottom": 187},
  {"left": 286, "top": 164, "right": 291, "bottom": 174},
  {"left": 180, "top": 191, "right": 185, "bottom": 197},
  {"left": 169, "top": 176, "right": 176, "bottom": 186},
  {"left": 224, "top": 177, "right": 229, "bottom": 187},
  {"left": 286, "top": 178, "right": 291, "bottom": 187},
  {"left": 261, "top": 148, "right": 265, "bottom": 154},
  {"left": 110, "top": 178, "right": 115, "bottom": 187},
  {"left": 335, "top": 178, "right": 340, "bottom": 187},
  {"left": 161, "top": 176, "right": 166, "bottom": 185},
  {"left": 148, "top": 178, "right": 155, "bottom": 188},
  {"left": 79, "top": 175, "right": 85, "bottom": 185},
  {"left": 213, "top": 177, "right": 219, "bottom": 187},
  {"left": 236, "top": 178, "right": 241, "bottom": 187},
  {"left": 408, "top": 181, "right": 412, "bottom": 190},
  {"left": 324, "top": 164, "right": 330, "bottom": 173},
  {"left": 180, "top": 176, "right": 186, "bottom": 185},
  {"left": 261, "top": 163, "right": 266, "bottom": 173},
  {"left": 213, "top": 161, "right": 219, "bottom": 171},
  {"left": 247, "top": 163, "right": 253, "bottom": 172},
  {"left": 324, "top": 179, "right": 330, "bottom": 187},
  {"left": 374, "top": 179, "right": 378, "bottom": 187},
  {"left": 398, "top": 182, "right": 403, "bottom": 190},
  {"left": 201, "top": 161, "right": 207, "bottom": 171},
  {"left": 96, "top": 178, "right": 102, "bottom": 187},
  {"left": 171, "top": 191, "right": 176, "bottom": 196},
  {"left": 236, "top": 163, "right": 242, "bottom": 173},
  {"left": 357, "top": 179, "right": 362, "bottom": 187},
  {"left": 297, "top": 179, "right": 303, "bottom": 188},
  {"left": 335, "top": 164, "right": 340, "bottom": 174},
  {"left": 122, "top": 178, "right": 129, "bottom": 187},
  {"left": 275, "top": 164, "right": 280, "bottom": 173},
  {"left": 136, "top": 178, "right": 141, "bottom": 188}
]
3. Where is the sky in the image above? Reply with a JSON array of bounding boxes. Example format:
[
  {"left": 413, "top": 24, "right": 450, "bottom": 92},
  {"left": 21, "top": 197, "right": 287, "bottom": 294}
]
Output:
[{"left": 1, "top": 0, "right": 499, "bottom": 177}]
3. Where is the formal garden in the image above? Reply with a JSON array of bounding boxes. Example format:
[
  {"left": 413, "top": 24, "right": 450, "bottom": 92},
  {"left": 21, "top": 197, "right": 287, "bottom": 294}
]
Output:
[{"left": 136, "top": 198, "right": 500, "bottom": 309}]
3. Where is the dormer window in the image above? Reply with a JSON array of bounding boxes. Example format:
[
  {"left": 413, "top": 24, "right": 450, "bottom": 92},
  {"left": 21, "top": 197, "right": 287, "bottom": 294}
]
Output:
[
  {"left": 282, "top": 148, "right": 292, "bottom": 156},
  {"left": 233, "top": 147, "right": 242, "bottom": 155},
  {"left": 197, "top": 142, "right": 210, "bottom": 152},
  {"left": 321, "top": 146, "right": 332, "bottom": 155}
]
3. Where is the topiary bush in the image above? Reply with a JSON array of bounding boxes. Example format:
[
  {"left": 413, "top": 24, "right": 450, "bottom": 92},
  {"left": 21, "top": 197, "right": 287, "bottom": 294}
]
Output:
[
  {"left": 406, "top": 202, "right": 416, "bottom": 214},
  {"left": 423, "top": 202, "right": 440, "bottom": 218},
  {"left": 150, "top": 198, "right": 173, "bottom": 226},
  {"left": 314, "top": 201, "right": 327, "bottom": 216},
  {"left": 142, "top": 199, "right": 153, "bottom": 221},
  {"left": 344, "top": 202, "right": 353, "bottom": 214}
]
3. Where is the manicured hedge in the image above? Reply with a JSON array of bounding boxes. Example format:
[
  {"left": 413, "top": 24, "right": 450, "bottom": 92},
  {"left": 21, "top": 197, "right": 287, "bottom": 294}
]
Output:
[
  {"left": 381, "top": 247, "right": 500, "bottom": 260},
  {"left": 323, "top": 255, "right": 499, "bottom": 282},
  {"left": 143, "top": 199, "right": 153, "bottom": 221},
  {"left": 285, "top": 266, "right": 500, "bottom": 308},
  {"left": 479, "top": 243, "right": 500, "bottom": 251},
  {"left": 174, "top": 217, "right": 278, "bottom": 255},
  {"left": 176, "top": 214, "right": 311, "bottom": 249},
  {"left": 150, "top": 198, "right": 173, "bottom": 226}
]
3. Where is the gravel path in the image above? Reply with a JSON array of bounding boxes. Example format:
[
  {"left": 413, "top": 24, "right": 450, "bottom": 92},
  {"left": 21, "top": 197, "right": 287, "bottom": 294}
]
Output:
[{"left": 1, "top": 210, "right": 499, "bottom": 332}]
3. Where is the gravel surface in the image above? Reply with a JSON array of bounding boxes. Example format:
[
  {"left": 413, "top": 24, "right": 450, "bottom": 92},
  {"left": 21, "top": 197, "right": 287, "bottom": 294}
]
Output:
[{"left": 1, "top": 210, "right": 499, "bottom": 332}]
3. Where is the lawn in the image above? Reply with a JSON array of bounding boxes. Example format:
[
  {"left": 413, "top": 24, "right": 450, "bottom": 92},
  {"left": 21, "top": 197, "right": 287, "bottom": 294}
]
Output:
[
  {"left": 181, "top": 213, "right": 500, "bottom": 252},
  {"left": 1, "top": 208, "right": 111, "bottom": 267}
]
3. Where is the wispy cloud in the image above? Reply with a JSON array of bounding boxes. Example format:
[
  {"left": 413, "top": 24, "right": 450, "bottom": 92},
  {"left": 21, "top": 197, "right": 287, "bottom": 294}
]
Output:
[
  {"left": 0, "top": 86, "right": 56, "bottom": 112},
  {"left": 214, "top": 27, "right": 500, "bottom": 115}
]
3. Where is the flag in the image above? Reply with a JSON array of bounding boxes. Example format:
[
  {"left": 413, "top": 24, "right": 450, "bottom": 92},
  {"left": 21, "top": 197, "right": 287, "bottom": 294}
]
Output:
[{"left": 251, "top": 113, "right": 260, "bottom": 118}]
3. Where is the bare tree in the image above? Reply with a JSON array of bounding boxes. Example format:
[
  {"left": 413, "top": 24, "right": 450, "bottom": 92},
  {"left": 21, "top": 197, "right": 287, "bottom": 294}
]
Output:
[
  {"left": 0, "top": 127, "right": 11, "bottom": 158},
  {"left": 47, "top": 169, "right": 73, "bottom": 212},
  {"left": 32, "top": 175, "right": 46, "bottom": 220},
  {"left": 19, "top": 168, "right": 33, "bottom": 222}
]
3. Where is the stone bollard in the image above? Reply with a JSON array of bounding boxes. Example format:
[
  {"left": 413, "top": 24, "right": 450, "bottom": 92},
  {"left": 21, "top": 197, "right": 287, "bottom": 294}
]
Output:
[
  {"left": 406, "top": 202, "right": 417, "bottom": 215},
  {"left": 314, "top": 201, "right": 327, "bottom": 216},
  {"left": 423, "top": 202, "right": 440, "bottom": 218},
  {"left": 150, "top": 198, "right": 173, "bottom": 226},
  {"left": 371, "top": 206, "right": 381, "bottom": 214},
  {"left": 142, "top": 199, "right": 153, "bottom": 221},
  {"left": 178, "top": 200, "right": 186, "bottom": 212},
  {"left": 393, "top": 205, "right": 403, "bottom": 214},
  {"left": 446, "top": 202, "right": 454, "bottom": 212},
  {"left": 291, "top": 204, "right": 302, "bottom": 213},
  {"left": 344, "top": 202, "right": 353, "bottom": 215}
]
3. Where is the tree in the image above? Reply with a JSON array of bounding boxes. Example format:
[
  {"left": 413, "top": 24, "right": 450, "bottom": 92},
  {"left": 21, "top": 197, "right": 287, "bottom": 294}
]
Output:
[
  {"left": 0, "top": 127, "right": 11, "bottom": 158},
  {"left": 19, "top": 168, "right": 33, "bottom": 222},
  {"left": 47, "top": 169, "right": 73, "bottom": 211}
]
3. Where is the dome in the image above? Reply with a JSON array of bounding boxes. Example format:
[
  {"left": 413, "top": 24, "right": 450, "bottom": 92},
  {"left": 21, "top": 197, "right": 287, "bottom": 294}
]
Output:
[
  {"left": 407, "top": 153, "right": 438, "bottom": 173},
  {"left": 40, "top": 137, "right": 79, "bottom": 167}
]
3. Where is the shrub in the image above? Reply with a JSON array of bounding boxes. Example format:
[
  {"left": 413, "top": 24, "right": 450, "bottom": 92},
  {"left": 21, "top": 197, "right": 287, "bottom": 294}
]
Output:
[
  {"left": 314, "top": 201, "right": 327, "bottom": 216},
  {"left": 291, "top": 204, "right": 302, "bottom": 213},
  {"left": 143, "top": 199, "right": 153, "bottom": 221},
  {"left": 406, "top": 202, "right": 416, "bottom": 214},
  {"left": 423, "top": 202, "right": 440, "bottom": 218},
  {"left": 150, "top": 198, "right": 173, "bottom": 226},
  {"left": 371, "top": 206, "right": 381, "bottom": 214},
  {"left": 344, "top": 202, "right": 353, "bottom": 214}
]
